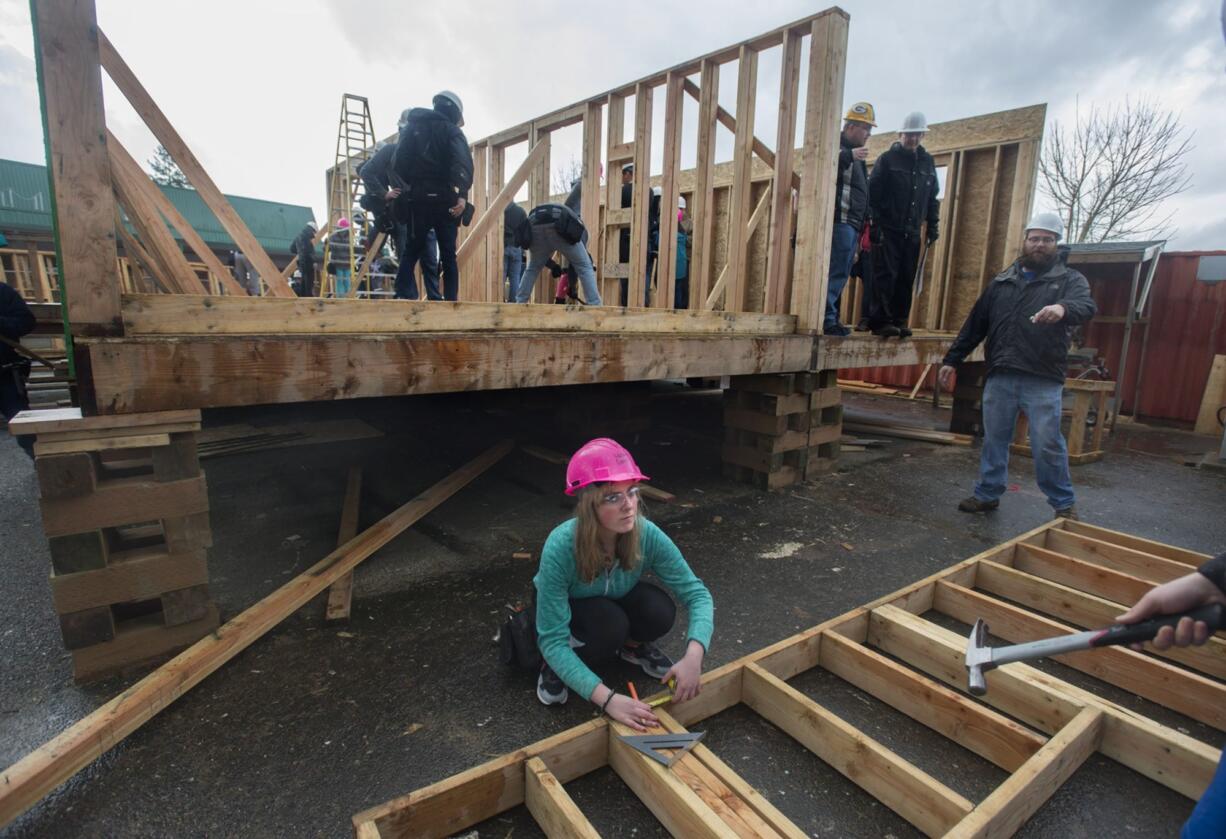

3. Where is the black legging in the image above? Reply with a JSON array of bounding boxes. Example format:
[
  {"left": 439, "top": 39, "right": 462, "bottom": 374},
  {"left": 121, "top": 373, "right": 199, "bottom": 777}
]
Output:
[{"left": 567, "top": 581, "right": 675, "bottom": 667}]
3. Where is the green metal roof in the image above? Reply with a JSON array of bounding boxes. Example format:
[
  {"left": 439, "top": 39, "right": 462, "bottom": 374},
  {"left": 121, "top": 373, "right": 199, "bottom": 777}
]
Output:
[{"left": 0, "top": 157, "right": 316, "bottom": 255}]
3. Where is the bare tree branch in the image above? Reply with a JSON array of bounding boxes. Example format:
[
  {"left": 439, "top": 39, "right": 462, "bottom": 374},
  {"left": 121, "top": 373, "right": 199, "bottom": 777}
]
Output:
[{"left": 1039, "top": 98, "right": 1193, "bottom": 243}]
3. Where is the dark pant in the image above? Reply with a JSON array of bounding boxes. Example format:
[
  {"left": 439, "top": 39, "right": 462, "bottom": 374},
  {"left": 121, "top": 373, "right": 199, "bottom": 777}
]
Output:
[
  {"left": 395, "top": 204, "right": 458, "bottom": 300},
  {"left": 1, "top": 364, "right": 33, "bottom": 458},
  {"left": 868, "top": 229, "right": 921, "bottom": 328},
  {"left": 298, "top": 264, "right": 316, "bottom": 297},
  {"left": 567, "top": 582, "right": 675, "bottom": 668},
  {"left": 394, "top": 223, "right": 440, "bottom": 298}
]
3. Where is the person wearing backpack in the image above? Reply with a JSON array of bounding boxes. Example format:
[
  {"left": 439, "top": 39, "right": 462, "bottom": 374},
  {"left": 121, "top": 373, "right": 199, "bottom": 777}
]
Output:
[
  {"left": 391, "top": 91, "right": 474, "bottom": 301},
  {"left": 513, "top": 203, "right": 602, "bottom": 305},
  {"left": 532, "top": 438, "right": 714, "bottom": 730}
]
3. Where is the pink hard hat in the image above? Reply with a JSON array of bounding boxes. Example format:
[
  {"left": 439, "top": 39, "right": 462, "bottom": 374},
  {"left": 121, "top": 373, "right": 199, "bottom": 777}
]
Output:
[
  {"left": 564, "top": 438, "right": 649, "bottom": 495},
  {"left": 337, "top": 217, "right": 350, "bottom": 229}
]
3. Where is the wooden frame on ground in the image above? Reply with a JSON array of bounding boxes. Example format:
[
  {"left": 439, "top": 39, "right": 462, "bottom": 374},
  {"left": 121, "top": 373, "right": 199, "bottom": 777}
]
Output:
[{"left": 353, "top": 519, "right": 1221, "bottom": 838}]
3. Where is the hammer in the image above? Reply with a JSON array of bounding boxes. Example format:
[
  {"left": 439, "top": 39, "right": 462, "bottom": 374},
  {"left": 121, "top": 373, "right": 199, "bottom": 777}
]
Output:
[{"left": 965, "top": 603, "right": 1226, "bottom": 696}]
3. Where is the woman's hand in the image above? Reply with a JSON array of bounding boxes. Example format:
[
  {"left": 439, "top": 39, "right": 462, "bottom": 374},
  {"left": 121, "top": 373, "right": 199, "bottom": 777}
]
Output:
[
  {"left": 605, "top": 693, "right": 659, "bottom": 731},
  {"left": 664, "top": 641, "right": 704, "bottom": 703}
]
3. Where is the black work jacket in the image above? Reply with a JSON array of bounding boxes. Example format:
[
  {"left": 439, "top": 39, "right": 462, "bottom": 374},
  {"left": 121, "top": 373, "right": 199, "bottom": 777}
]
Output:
[
  {"left": 359, "top": 143, "right": 397, "bottom": 198},
  {"left": 868, "top": 142, "right": 940, "bottom": 238},
  {"left": 943, "top": 260, "right": 1097, "bottom": 383},
  {"left": 833, "top": 134, "right": 869, "bottom": 229},
  {"left": 0, "top": 281, "right": 35, "bottom": 367},
  {"left": 392, "top": 108, "right": 474, "bottom": 203}
]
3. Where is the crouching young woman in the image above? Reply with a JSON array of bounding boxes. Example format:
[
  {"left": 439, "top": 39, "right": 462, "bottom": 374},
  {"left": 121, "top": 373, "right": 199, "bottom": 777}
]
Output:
[{"left": 533, "top": 438, "right": 714, "bottom": 732}]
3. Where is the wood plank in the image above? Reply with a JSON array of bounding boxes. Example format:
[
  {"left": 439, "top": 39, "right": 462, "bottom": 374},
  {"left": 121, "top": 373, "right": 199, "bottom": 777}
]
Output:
[
  {"left": 107, "top": 133, "right": 246, "bottom": 296},
  {"left": 580, "top": 101, "right": 602, "bottom": 294},
  {"left": 790, "top": 11, "right": 848, "bottom": 332},
  {"left": 10, "top": 406, "right": 199, "bottom": 437},
  {"left": 690, "top": 61, "right": 719, "bottom": 310},
  {"left": 112, "top": 207, "right": 176, "bottom": 294},
  {"left": 945, "top": 708, "right": 1102, "bottom": 839},
  {"left": 486, "top": 145, "right": 505, "bottom": 302},
  {"left": 524, "top": 757, "right": 600, "bottom": 839},
  {"left": 325, "top": 467, "right": 363, "bottom": 622},
  {"left": 118, "top": 294, "right": 797, "bottom": 336},
  {"left": 30, "top": 0, "right": 123, "bottom": 333},
  {"left": 41, "top": 475, "right": 208, "bottom": 537},
  {"left": 627, "top": 82, "right": 653, "bottom": 311},
  {"left": 96, "top": 31, "right": 294, "bottom": 297},
  {"left": 655, "top": 709, "right": 809, "bottom": 839},
  {"left": 869, "top": 604, "right": 1220, "bottom": 800},
  {"left": 1044, "top": 529, "right": 1197, "bottom": 584},
  {"left": 935, "top": 580, "right": 1226, "bottom": 731},
  {"left": 1013, "top": 542, "right": 1155, "bottom": 607},
  {"left": 35, "top": 432, "right": 171, "bottom": 457},
  {"left": 109, "top": 151, "right": 202, "bottom": 296},
  {"left": 724, "top": 45, "right": 758, "bottom": 314},
  {"left": 51, "top": 548, "right": 209, "bottom": 614},
  {"left": 607, "top": 721, "right": 733, "bottom": 839},
  {"left": 0, "top": 441, "right": 513, "bottom": 830},
  {"left": 655, "top": 71, "right": 683, "bottom": 310},
  {"left": 975, "top": 560, "right": 1226, "bottom": 681},
  {"left": 453, "top": 138, "right": 547, "bottom": 271},
  {"left": 818, "top": 630, "right": 1044, "bottom": 772},
  {"left": 79, "top": 333, "right": 815, "bottom": 415},
  {"left": 742, "top": 662, "right": 973, "bottom": 837},
  {"left": 1059, "top": 521, "right": 1211, "bottom": 567},
  {"left": 35, "top": 452, "right": 96, "bottom": 500},
  {"left": 766, "top": 28, "right": 802, "bottom": 315}
]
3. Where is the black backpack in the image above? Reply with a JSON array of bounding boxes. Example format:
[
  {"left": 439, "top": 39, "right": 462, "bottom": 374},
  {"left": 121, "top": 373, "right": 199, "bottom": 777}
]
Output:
[{"left": 497, "top": 603, "right": 541, "bottom": 671}]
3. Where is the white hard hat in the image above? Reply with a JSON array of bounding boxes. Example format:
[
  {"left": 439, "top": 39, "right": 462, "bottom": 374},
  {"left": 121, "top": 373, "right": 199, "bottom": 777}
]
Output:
[
  {"left": 433, "top": 90, "right": 464, "bottom": 126},
  {"left": 899, "top": 111, "right": 928, "bottom": 133},
  {"left": 651, "top": 186, "right": 662, "bottom": 197},
  {"left": 1025, "top": 211, "right": 1064, "bottom": 241},
  {"left": 678, "top": 195, "right": 687, "bottom": 209}
]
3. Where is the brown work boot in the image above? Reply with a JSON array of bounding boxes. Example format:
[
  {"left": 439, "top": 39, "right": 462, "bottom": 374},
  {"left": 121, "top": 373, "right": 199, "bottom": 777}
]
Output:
[
  {"left": 1053, "top": 506, "right": 1079, "bottom": 521},
  {"left": 958, "top": 496, "right": 999, "bottom": 513}
]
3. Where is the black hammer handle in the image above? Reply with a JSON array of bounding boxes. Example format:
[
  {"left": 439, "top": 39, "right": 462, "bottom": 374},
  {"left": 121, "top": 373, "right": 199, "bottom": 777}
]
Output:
[{"left": 1091, "top": 603, "right": 1226, "bottom": 648}]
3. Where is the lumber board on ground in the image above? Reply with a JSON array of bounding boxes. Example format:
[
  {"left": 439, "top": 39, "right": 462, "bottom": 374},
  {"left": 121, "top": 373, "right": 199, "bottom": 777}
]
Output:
[
  {"left": 743, "top": 662, "right": 973, "bottom": 837},
  {"left": 1043, "top": 529, "right": 1193, "bottom": 584},
  {"left": 325, "top": 467, "right": 363, "bottom": 622},
  {"left": 1059, "top": 520, "right": 1210, "bottom": 567},
  {"left": 524, "top": 757, "right": 600, "bottom": 839},
  {"left": 0, "top": 441, "right": 513, "bottom": 830},
  {"left": 842, "top": 421, "right": 972, "bottom": 446},
  {"left": 118, "top": 294, "right": 797, "bottom": 336},
  {"left": 9, "top": 407, "right": 200, "bottom": 437},
  {"left": 945, "top": 708, "right": 1102, "bottom": 839}
]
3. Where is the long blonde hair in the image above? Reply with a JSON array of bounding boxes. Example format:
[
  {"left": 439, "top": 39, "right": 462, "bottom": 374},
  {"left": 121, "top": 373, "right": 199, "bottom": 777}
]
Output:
[{"left": 572, "top": 484, "right": 644, "bottom": 583}]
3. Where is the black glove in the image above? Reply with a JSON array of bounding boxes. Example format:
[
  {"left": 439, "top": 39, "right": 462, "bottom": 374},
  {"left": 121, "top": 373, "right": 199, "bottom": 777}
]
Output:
[
  {"left": 546, "top": 259, "right": 563, "bottom": 279},
  {"left": 460, "top": 201, "right": 476, "bottom": 226},
  {"left": 927, "top": 232, "right": 939, "bottom": 246},
  {"left": 870, "top": 225, "right": 883, "bottom": 246}
]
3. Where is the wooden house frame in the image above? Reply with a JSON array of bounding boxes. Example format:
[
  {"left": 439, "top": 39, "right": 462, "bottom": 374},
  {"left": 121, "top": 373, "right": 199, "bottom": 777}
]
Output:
[
  {"left": 28, "top": 1, "right": 1036, "bottom": 421},
  {"left": 353, "top": 519, "right": 1223, "bottom": 838}
]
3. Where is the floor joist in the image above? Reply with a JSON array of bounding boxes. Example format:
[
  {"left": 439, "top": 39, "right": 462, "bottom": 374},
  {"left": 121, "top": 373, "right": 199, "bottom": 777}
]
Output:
[{"left": 353, "top": 520, "right": 1222, "bottom": 837}]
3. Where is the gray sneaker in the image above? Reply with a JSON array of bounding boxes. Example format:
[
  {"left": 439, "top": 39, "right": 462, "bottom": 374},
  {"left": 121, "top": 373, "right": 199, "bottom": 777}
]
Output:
[
  {"left": 537, "top": 665, "right": 568, "bottom": 706},
  {"left": 619, "top": 642, "right": 673, "bottom": 680}
]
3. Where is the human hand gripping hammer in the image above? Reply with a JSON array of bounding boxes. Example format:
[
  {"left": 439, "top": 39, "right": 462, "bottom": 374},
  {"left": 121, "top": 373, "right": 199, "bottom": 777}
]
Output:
[{"left": 964, "top": 603, "right": 1226, "bottom": 696}]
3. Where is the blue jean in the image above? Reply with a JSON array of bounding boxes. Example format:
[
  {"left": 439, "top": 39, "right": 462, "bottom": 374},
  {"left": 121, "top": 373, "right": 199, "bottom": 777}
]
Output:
[
  {"left": 973, "top": 370, "right": 1075, "bottom": 510},
  {"left": 1184, "top": 749, "right": 1226, "bottom": 837},
  {"left": 504, "top": 245, "right": 524, "bottom": 302},
  {"left": 515, "top": 225, "right": 602, "bottom": 305},
  {"left": 824, "top": 222, "right": 858, "bottom": 328},
  {"left": 334, "top": 268, "right": 351, "bottom": 298},
  {"left": 394, "top": 208, "right": 453, "bottom": 300}
]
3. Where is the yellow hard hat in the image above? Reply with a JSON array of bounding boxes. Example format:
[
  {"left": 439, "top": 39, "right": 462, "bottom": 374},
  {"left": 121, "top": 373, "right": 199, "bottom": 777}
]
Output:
[{"left": 844, "top": 101, "right": 876, "bottom": 127}]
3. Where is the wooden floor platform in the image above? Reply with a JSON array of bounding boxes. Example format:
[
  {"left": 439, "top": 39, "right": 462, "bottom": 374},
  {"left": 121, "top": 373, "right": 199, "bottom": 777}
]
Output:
[
  {"left": 75, "top": 296, "right": 962, "bottom": 415},
  {"left": 352, "top": 520, "right": 1221, "bottom": 838}
]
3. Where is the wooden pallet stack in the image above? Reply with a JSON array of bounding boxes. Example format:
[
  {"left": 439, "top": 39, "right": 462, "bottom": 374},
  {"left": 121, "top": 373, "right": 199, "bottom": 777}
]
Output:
[
  {"left": 722, "top": 370, "right": 842, "bottom": 489},
  {"left": 11, "top": 408, "right": 219, "bottom": 683}
]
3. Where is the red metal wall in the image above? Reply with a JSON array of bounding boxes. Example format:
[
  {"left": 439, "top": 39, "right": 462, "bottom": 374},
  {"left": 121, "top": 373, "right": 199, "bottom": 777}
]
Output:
[{"left": 842, "top": 251, "right": 1226, "bottom": 425}]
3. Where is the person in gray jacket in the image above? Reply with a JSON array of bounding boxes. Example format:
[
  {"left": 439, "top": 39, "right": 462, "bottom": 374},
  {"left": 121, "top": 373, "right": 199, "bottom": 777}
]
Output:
[
  {"left": 938, "top": 212, "right": 1096, "bottom": 519},
  {"left": 514, "top": 204, "right": 602, "bottom": 305}
]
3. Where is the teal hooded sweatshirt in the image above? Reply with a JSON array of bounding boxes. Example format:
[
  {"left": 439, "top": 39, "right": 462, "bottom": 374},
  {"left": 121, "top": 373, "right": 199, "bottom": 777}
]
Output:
[{"left": 533, "top": 516, "right": 714, "bottom": 700}]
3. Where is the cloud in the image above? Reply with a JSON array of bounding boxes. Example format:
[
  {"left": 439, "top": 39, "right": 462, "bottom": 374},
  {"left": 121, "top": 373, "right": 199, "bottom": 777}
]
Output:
[{"left": 0, "top": 43, "right": 45, "bottom": 164}]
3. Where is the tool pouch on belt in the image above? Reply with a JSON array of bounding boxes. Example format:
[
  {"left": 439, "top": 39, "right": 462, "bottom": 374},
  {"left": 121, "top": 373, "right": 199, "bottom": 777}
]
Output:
[
  {"left": 529, "top": 204, "right": 586, "bottom": 246},
  {"left": 497, "top": 603, "right": 541, "bottom": 671}
]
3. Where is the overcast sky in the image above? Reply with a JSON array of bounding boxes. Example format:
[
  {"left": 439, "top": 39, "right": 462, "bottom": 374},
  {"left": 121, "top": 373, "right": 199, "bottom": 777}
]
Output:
[{"left": 1, "top": 0, "right": 1223, "bottom": 249}]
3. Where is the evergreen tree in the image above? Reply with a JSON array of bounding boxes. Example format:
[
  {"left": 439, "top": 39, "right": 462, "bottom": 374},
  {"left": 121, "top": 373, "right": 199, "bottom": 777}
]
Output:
[{"left": 148, "top": 144, "right": 191, "bottom": 188}]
